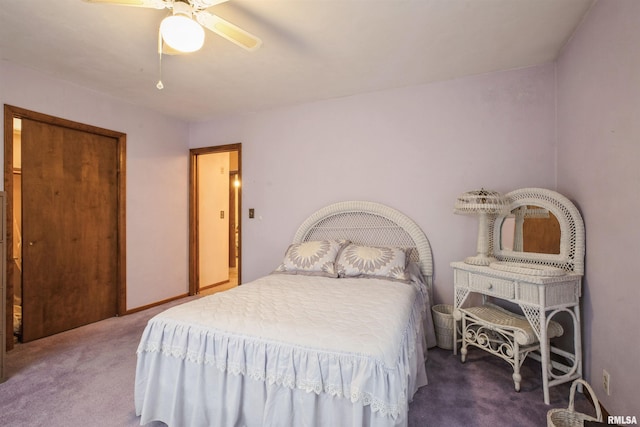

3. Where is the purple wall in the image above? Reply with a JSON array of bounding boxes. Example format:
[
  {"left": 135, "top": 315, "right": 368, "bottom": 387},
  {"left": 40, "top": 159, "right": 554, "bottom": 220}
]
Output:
[
  {"left": 0, "top": 51, "right": 559, "bottom": 317},
  {"left": 5, "top": 5, "right": 631, "bottom": 414},
  {"left": 0, "top": 62, "right": 191, "bottom": 310},
  {"left": 190, "top": 64, "right": 558, "bottom": 305},
  {"left": 557, "top": 0, "right": 640, "bottom": 415}
]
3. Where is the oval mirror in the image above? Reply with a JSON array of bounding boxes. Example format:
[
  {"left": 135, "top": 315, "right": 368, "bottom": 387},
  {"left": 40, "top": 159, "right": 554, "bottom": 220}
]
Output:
[
  {"left": 500, "top": 205, "right": 561, "bottom": 254},
  {"left": 491, "top": 188, "right": 585, "bottom": 274}
]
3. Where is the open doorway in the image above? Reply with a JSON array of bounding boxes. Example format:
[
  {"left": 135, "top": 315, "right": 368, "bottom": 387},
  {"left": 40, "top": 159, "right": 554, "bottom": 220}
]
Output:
[{"left": 189, "top": 144, "right": 242, "bottom": 295}]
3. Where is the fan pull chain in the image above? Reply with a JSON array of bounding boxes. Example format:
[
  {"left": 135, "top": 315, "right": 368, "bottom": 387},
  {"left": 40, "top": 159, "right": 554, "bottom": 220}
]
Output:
[{"left": 156, "top": 27, "right": 164, "bottom": 90}]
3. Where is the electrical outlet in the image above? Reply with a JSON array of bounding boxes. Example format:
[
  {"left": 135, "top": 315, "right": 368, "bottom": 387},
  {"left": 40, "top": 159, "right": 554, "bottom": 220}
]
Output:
[{"left": 603, "top": 369, "right": 611, "bottom": 396}]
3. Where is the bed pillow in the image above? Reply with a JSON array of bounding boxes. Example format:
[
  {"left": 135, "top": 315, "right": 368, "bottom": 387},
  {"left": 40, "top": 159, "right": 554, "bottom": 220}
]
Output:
[
  {"left": 336, "top": 243, "right": 410, "bottom": 282},
  {"left": 274, "top": 240, "right": 348, "bottom": 277}
]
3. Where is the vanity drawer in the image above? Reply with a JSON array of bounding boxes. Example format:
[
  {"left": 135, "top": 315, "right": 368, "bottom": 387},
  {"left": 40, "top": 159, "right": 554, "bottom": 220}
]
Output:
[{"left": 468, "top": 274, "right": 515, "bottom": 299}]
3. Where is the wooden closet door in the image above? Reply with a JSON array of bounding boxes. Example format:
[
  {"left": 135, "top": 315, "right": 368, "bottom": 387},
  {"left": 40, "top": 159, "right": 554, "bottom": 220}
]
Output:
[{"left": 21, "top": 119, "right": 118, "bottom": 342}]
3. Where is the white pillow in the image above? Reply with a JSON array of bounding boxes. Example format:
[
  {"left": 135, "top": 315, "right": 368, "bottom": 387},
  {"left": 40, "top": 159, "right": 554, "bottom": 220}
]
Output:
[
  {"left": 336, "top": 244, "right": 409, "bottom": 282},
  {"left": 274, "top": 240, "right": 348, "bottom": 277}
]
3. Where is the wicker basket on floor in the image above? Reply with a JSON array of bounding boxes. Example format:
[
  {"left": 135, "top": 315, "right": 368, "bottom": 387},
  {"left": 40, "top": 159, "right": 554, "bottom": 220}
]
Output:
[
  {"left": 432, "top": 304, "right": 454, "bottom": 350},
  {"left": 547, "top": 379, "right": 602, "bottom": 427}
]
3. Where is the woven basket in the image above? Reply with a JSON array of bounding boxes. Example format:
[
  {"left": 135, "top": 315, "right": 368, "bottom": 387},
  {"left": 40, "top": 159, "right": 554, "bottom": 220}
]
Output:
[
  {"left": 432, "top": 304, "right": 454, "bottom": 350},
  {"left": 547, "top": 379, "right": 602, "bottom": 427}
]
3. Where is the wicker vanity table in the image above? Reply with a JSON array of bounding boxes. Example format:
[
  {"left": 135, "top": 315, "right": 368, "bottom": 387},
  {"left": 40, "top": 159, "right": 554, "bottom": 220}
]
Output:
[{"left": 452, "top": 188, "right": 585, "bottom": 404}]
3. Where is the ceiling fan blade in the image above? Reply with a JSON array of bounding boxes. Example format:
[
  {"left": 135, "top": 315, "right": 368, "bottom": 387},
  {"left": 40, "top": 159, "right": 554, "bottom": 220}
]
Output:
[
  {"left": 190, "top": 0, "right": 229, "bottom": 8},
  {"left": 195, "top": 11, "right": 262, "bottom": 51},
  {"left": 82, "top": 0, "right": 167, "bottom": 9}
]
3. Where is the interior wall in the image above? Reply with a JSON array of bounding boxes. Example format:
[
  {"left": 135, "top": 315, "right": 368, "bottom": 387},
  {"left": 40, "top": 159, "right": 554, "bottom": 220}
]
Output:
[
  {"left": 0, "top": 62, "right": 191, "bottom": 310},
  {"left": 197, "top": 152, "right": 230, "bottom": 287},
  {"left": 12, "top": 124, "right": 21, "bottom": 261},
  {"left": 556, "top": 0, "right": 640, "bottom": 415},
  {"left": 0, "top": 47, "right": 580, "bottom": 365},
  {"left": 2, "top": 9, "right": 633, "bottom": 414},
  {"left": 189, "top": 64, "right": 558, "bottom": 304},
  {"left": 11, "top": 123, "right": 22, "bottom": 338}
]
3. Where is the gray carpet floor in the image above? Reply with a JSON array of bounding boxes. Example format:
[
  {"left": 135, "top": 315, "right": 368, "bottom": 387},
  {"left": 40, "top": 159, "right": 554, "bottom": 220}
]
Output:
[{"left": 0, "top": 296, "right": 594, "bottom": 427}]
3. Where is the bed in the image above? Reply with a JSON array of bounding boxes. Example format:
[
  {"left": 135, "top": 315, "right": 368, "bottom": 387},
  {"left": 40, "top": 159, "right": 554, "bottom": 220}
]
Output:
[{"left": 135, "top": 201, "right": 436, "bottom": 427}]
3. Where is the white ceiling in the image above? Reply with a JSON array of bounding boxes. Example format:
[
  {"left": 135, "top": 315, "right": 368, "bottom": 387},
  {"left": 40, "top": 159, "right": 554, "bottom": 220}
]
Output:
[{"left": 0, "top": 0, "right": 594, "bottom": 122}]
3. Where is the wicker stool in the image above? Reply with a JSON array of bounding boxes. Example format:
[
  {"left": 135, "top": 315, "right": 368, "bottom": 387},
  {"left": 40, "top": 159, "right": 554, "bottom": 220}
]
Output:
[{"left": 456, "top": 303, "right": 564, "bottom": 391}]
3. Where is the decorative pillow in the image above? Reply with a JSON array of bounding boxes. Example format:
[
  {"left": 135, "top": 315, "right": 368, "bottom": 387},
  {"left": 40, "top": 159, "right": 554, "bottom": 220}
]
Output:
[
  {"left": 336, "top": 244, "right": 409, "bottom": 282},
  {"left": 274, "top": 240, "right": 348, "bottom": 277}
]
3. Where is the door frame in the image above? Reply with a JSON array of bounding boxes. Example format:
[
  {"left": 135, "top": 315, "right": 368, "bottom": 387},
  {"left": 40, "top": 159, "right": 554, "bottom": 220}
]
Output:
[
  {"left": 3, "top": 105, "right": 127, "bottom": 350},
  {"left": 189, "top": 144, "right": 242, "bottom": 295}
]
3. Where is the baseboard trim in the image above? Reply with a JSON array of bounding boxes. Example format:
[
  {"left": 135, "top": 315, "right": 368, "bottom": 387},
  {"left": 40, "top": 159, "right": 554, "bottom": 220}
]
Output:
[
  {"left": 124, "top": 293, "right": 190, "bottom": 315},
  {"left": 200, "top": 280, "right": 230, "bottom": 292}
]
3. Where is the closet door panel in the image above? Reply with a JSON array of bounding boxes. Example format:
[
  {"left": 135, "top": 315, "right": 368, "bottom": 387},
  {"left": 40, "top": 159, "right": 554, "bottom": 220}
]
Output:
[{"left": 21, "top": 119, "right": 118, "bottom": 342}]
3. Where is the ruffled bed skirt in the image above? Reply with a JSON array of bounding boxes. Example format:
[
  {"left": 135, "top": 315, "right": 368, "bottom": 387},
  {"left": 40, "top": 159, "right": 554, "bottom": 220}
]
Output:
[{"left": 135, "top": 327, "right": 427, "bottom": 427}]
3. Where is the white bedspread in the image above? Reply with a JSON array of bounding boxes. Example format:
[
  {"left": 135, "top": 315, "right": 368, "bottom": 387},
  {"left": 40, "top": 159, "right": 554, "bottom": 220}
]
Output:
[{"left": 135, "top": 274, "right": 431, "bottom": 426}]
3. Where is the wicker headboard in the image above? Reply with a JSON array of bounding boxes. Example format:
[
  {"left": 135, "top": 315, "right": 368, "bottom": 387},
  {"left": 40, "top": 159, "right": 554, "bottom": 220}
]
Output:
[{"left": 293, "top": 201, "right": 434, "bottom": 295}]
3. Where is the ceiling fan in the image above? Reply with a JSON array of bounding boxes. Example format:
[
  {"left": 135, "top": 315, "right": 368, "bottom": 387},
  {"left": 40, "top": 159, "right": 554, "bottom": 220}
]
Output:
[{"left": 83, "top": 0, "right": 262, "bottom": 53}]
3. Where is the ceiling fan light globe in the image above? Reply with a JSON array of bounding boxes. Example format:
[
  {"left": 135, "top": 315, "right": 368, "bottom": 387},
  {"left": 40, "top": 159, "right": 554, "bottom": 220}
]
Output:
[{"left": 160, "top": 15, "right": 205, "bottom": 53}]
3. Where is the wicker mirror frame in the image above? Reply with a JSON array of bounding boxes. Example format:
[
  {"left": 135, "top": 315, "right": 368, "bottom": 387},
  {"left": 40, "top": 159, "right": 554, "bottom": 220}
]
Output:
[{"left": 491, "top": 188, "right": 585, "bottom": 274}]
